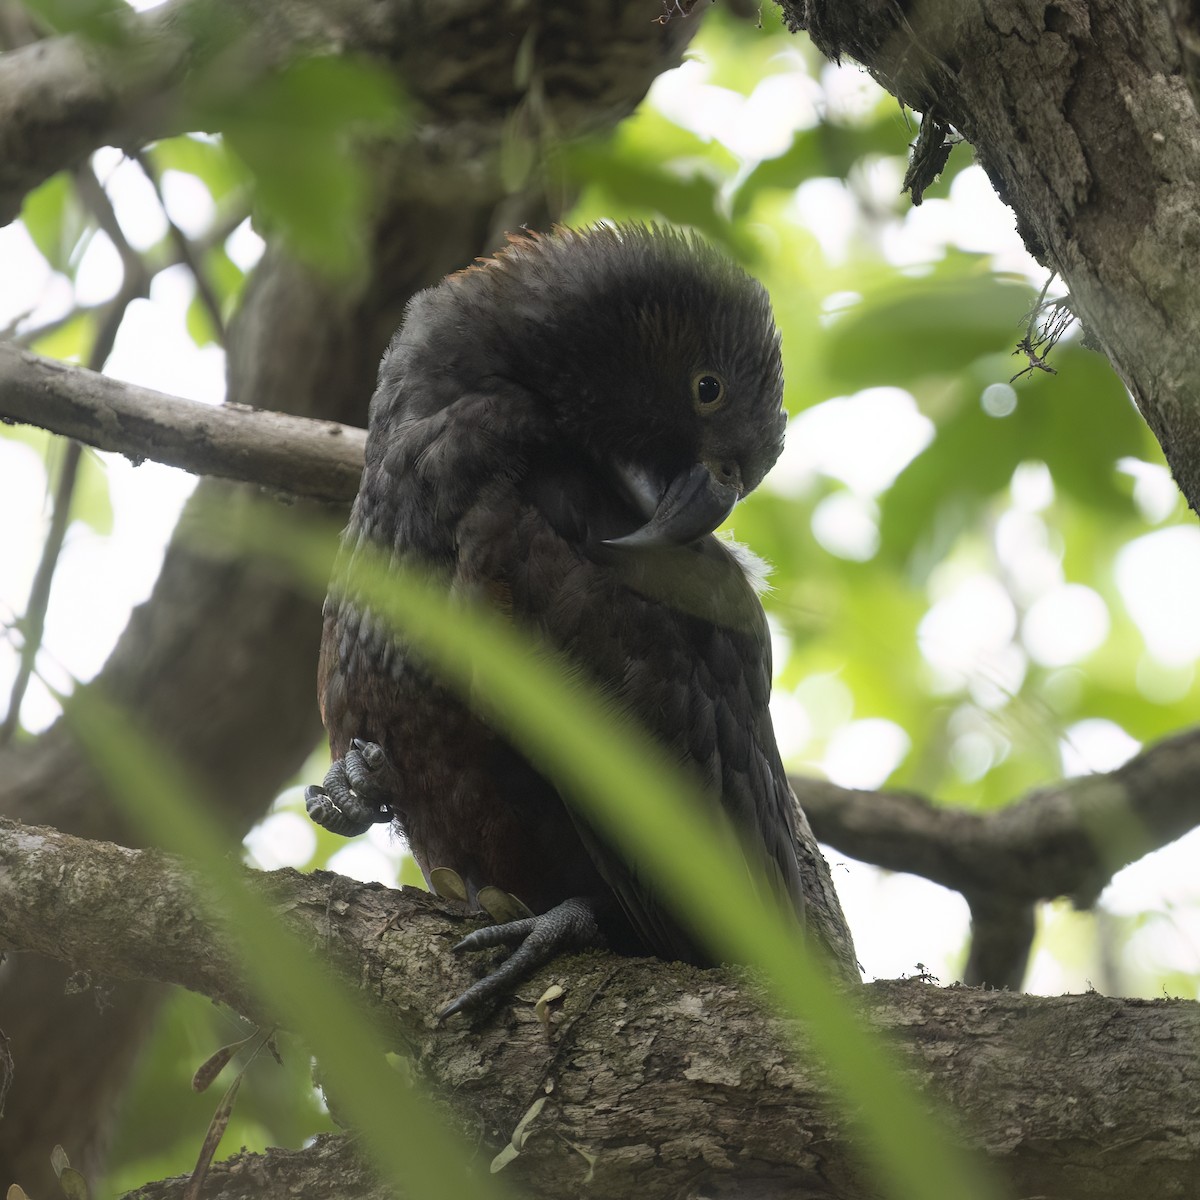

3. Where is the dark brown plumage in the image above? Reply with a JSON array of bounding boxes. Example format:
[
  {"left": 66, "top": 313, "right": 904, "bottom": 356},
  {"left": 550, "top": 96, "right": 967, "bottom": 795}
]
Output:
[{"left": 306, "top": 224, "right": 803, "bottom": 1014}]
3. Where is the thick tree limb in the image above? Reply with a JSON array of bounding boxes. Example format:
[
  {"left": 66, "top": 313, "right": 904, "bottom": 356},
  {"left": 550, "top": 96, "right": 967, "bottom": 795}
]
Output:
[
  {"left": 778, "top": 0, "right": 1200, "bottom": 515},
  {"left": 0, "top": 0, "right": 696, "bottom": 226},
  {"left": 0, "top": 343, "right": 366, "bottom": 502},
  {"left": 3, "top": 818, "right": 1198, "bottom": 1200}
]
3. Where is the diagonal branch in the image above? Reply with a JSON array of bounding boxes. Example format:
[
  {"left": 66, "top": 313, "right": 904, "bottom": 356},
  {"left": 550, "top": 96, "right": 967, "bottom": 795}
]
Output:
[
  {"left": 0, "top": 440, "right": 81, "bottom": 744},
  {"left": 132, "top": 151, "right": 228, "bottom": 344},
  {"left": 796, "top": 722, "right": 1200, "bottom": 909},
  {"left": 0, "top": 343, "right": 365, "bottom": 502},
  {"left": 2, "top": 816, "right": 1197, "bottom": 1200},
  {"left": 1, "top": 162, "right": 152, "bottom": 742}
]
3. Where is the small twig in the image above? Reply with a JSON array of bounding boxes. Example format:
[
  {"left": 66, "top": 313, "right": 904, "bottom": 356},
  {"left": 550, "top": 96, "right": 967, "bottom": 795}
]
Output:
[
  {"left": 133, "top": 151, "right": 227, "bottom": 344},
  {"left": 1011, "top": 273, "right": 1076, "bottom": 381},
  {"left": 72, "top": 162, "right": 148, "bottom": 288},
  {"left": 0, "top": 440, "right": 82, "bottom": 743},
  {"left": 0, "top": 164, "right": 150, "bottom": 741}
]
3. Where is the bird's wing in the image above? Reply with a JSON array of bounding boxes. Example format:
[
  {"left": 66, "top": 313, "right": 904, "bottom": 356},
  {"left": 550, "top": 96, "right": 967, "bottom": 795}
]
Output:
[{"left": 504, "top": 450, "right": 806, "bottom": 965}]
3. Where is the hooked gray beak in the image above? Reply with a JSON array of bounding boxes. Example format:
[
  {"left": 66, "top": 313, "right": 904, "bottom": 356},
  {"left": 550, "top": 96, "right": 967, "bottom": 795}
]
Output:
[{"left": 605, "top": 460, "right": 741, "bottom": 548}]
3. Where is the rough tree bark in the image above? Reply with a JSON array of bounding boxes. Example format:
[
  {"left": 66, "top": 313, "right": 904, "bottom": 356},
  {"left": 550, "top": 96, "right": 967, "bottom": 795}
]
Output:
[{"left": 4, "top": 819, "right": 1199, "bottom": 1200}]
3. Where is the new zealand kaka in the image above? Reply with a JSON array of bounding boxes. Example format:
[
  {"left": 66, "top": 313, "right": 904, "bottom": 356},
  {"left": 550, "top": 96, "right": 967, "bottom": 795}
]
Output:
[{"left": 306, "top": 224, "right": 808, "bottom": 1015}]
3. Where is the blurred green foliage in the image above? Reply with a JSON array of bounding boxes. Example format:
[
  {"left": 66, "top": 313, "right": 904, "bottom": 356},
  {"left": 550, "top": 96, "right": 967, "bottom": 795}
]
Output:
[
  {"left": 72, "top": 691, "right": 511, "bottom": 1200},
  {"left": 190, "top": 56, "right": 409, "bottom": 276},
  {"left": 105, "top": 991, "right": 335, "bottom": 1197}
]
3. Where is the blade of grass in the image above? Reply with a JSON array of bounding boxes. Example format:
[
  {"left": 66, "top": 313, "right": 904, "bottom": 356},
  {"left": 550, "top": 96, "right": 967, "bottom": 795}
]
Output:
[
  {"left": 67, "top": 692, "right": 514, "bottom": 1200},
  {"left": 226, "top": 504, "right": 1007, "bottom": 1200}
]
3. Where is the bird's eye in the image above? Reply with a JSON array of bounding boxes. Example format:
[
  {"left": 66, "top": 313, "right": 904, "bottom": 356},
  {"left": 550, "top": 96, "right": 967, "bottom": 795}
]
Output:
[{"left": 692, "top": 372, "right": 726, "bottom": 412}]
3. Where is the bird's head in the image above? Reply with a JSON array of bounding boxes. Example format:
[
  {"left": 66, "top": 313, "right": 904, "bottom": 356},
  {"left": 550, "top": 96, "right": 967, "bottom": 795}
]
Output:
[
  {"left": 487, "top": 223, "right": 787, "bottom": 547},
  {"left": 447, "top": 224, "right": 787, "bottom": 547}
]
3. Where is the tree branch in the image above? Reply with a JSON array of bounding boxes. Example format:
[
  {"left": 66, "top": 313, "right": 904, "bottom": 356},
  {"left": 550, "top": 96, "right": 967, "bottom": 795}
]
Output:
[
  {"left": 796, "top": 723, "right": 1200, "bottom": 907},
  {"left": 131, "top": 152, "right": 228, "bottom": 344},
  {"left": 1, "top": 161, "right": 154, "bottom": 740},
  {"left": 0, "top": 343, "right": 365, "bottom": 502},
  {"left": 0, "top": 439, "right": 81, "bottom": 744},
  {"left": 2, "top": 817, "right": 1197, "bottom": 1200}
]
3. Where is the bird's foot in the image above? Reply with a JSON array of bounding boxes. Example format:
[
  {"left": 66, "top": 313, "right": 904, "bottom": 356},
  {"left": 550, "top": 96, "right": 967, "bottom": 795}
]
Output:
[
  {"left": 440, "top": 895, "right": 604, "bottom": 1020},
  {"left": 304, "top": 739, "right": 392, "bottom": 837}
]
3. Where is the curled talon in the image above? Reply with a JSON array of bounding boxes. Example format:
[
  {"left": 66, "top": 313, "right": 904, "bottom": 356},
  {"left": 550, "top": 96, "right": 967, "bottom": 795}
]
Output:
[
  {"left": 304, "top": 739, "right": 393, "bottom": 838},
  {"left": 351, "top": 738, "right": 386, "bottom": 771}
]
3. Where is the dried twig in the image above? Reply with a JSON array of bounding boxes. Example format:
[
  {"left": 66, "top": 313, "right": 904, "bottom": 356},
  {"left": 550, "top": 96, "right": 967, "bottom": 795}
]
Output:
[
  {"left": 133, "top": 151, "right": 228, "bottom": 344},
  {"left": 0, "top": 164, "right": 149, "bottom": 741},
  {"left": 1011, "top": 273, "right": 1076, "bottom": 380}
]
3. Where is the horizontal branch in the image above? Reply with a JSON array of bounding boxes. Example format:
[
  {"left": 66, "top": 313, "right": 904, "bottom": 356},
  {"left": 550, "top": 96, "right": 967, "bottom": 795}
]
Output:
[
  {"left": 796, "top": 722, "right": 1200, "bottom": 908},
  {"left": 0, "top": 343, "right": 364, "bottom": 502},
  {"left": 3, "top": 817, "right": 1198, "bottom": 1200},
  {"left": 124, "top": 1135, "right": 396, "bottom": 1200}
]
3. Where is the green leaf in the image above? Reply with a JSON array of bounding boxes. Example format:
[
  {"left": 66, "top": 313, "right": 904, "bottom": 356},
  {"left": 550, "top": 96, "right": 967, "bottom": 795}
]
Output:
[
  {"left": 19, "top": 0, "right": 128, "bottom": 43},
  {"left": 824, "top": 270, "right": 1033, "bottom": 390},
  {"left": 1016, "top": 345, "right": 1148, "bottom": 512},
  {"left": 210, "top": 503, "right": 1005, "bottom": 1200},
  {"left": 561, "top": 139, "right": 751, "bottom": 260},
  {"left": 204, "top": 245, "right": 245, "bottom": 306},
  {"left": 58, "top": 1167, "right": 90, "bottom": 1200},
  {"left": 733, "top": 119, "right": 906, "bottom": 219},
  {"left": 878, "top": 344, "right": 1142, "bottom": 570},
  {"left": 25, "top": 312, "right": 95, "bottom": 362},
  {"left": 185, "top": 291, "right": 220, "bottom": 349},
  {"left": 69, "top": 448, "right": 114, "bottom": 537},
  {"left": 20, "top": 173, "right": 86, "bottom": 273},
  {"left": 190, "top": 56, "right": 408, "bottom": 275},
  {"left": 150, "top": 136, "right": 245, "bottom": 204}
]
